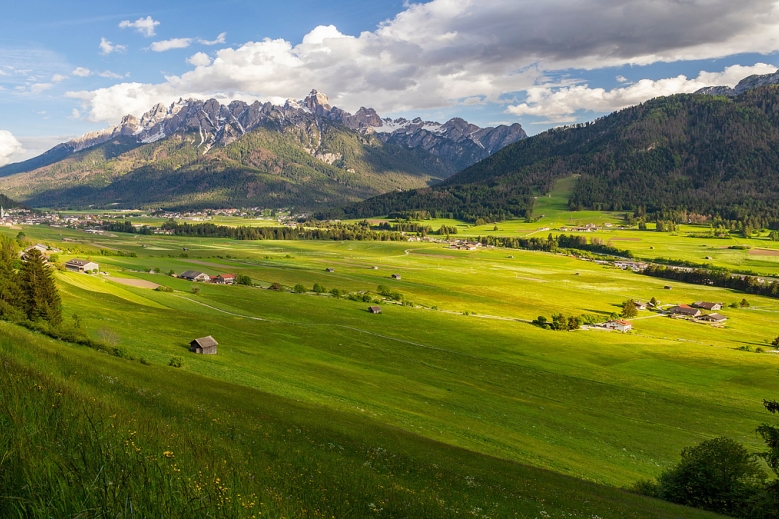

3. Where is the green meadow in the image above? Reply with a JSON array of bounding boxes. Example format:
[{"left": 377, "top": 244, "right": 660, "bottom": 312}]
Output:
[{"left": 4, "top": 222, "right": 778, "bottom": 496}]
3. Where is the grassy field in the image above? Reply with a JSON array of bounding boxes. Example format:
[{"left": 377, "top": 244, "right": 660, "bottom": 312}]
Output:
[
  {"left": 1, "top": 322, "right": 726, "bottom": 518},
  {"left": 5, "top": 223, "right": 778, "bottom": 494},
  {"left": 348, "top": 176, "right": 779, "bottom": 276}
]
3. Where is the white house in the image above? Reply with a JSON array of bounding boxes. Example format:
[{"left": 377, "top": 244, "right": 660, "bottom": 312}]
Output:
[{"left": 605, "top": 319, "right": 633, "bottom": 332}]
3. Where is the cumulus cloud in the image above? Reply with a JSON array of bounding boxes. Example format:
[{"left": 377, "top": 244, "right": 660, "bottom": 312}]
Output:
[
  {"left": 69, "top": 0, "right": 779, "bottom": 123},
  {"left": 72, "top": 67, "right": 91, "bottom": 77},
  {"left": 119, "top": 16, "right": 160, "bottom": 37},
  {"left": 99, "top": 38, "right": 127, "bottom": 55},
  {"left": 0, "top": 130, "right": 24, "bottom": 166},
  {"left": 150, "top": 38, "right": 193, "bottom": 52},
  {"left": 51, "top": 73, "right": 67, "bottom": 82},
  {"left": 507, "top": 63, "right": 779, "bottom": 121},
  {"left": 186, "top": 52, "right": 212, "bottom": 67},
  {"left": 198, "top": 32, "right": 226, "bottom": 45}
]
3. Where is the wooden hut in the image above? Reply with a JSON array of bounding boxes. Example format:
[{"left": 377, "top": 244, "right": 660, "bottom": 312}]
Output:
[
  {"left": 190, "top": 336, "right": 218, "bottom": 354},
  {"left": 391, "top": 273, "right": 401, "bottom": 280},
  {"left": 368, "top": 306, "right": 382, "bottom": 314}
]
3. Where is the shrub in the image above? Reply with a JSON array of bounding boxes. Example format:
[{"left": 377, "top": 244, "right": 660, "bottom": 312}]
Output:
[
  {"left": 155, "top": 285, "right": 173, "bottom": 292},
  {"left": 168, "top": 356, "right": 182, "bottom": 368},
  {"left": 191, "top": 286, "right": 201, "bottom": 295},
  {"left": 655, "top": 437, "right": 766, "bottom": 516},
  {"left": 268, "top": 282, "right": 283, "bottom": 291},
  {"left": 236, "top": 274, "right": 253, "bottom": 286},
  {"left": 313, "top": 283, "right": 326, "bottom": 293},
  {"left": 293, "top": 284, "right": 306, "bottom": 293}
]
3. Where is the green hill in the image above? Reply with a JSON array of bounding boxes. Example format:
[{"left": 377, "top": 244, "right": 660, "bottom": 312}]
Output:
[
  {"left": 0, "top": 121, "right": 451, "bottom": 210},
  {"left": 341, "top": 86, "right": 779, "bottom": 224},
  {"left": 0, "top": 322, "right": 725, "bottom": 519}
]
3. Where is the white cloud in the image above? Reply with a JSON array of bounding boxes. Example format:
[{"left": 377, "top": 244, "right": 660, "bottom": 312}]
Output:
[
  {"left": 186, "top": 52, "right": 212, "bottom": 67},
  {"left": 71, "top": 108, "right": 81, "bottom": 119},
  {"left": 616, "top": 75, "right": 628, "bottom": 83},
  {"left": 30, "top": 83, "right": 53, "bottom": 94},
  {"left": 0, "top": 130, "right": 24, "bottom": 166},
  {"left": 51, "top": 74, "right": 67, "bottom": 82},
  {"left": 198, "top": 32, "right": 226, "bottom": 46},
  {"left": 150, "top": 38, "right": 193, "bottom": 52},
  {"left": 507, "top": 63, "right": 779, "bottom": 121},
  {"left": 98, "top": 70, "right": 125, "bottom": 79},
  {"left": 72, "top": 67, "right": 91, "bottom": 77},
  {"left": 69, "top": 0, "right": 779, "bottom": 123},
  {"left": 99, "top": 38, "right": 127, "bottom": 55},
  {"left": 119, "top": 16, "right": 160, "bottom": 37}
]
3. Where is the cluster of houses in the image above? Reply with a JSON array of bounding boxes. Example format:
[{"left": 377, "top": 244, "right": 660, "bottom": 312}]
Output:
[
  {"left": 667, "top": 302, "right": 728, "bottom": 323},
  {"left": 449, "top": 239, "right": 483, "bottom": 250},
  {"left": 177, "top": 270, "right": 237, "bottom": 284}
]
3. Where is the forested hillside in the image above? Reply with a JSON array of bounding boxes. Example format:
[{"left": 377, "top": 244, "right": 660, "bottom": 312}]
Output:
[{"left": 342, "top": 86, "right": 779, "bottom": 225}]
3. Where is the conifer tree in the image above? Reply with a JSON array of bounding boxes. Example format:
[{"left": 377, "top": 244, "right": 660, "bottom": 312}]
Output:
[
  {"left": 0, "top": 235, "right": 23, "bottom": 320},
  {"left": 19, "top": 249, "right": 61, "bottom": 325}
]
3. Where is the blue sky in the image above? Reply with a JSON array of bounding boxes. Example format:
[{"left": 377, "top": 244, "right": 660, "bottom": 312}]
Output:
[{"left": 2, "top": 0, "right": 779, "bottom": 164}]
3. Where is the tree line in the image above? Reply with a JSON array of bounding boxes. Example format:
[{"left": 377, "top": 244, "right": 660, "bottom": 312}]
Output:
[{"left": 643, "top": 264, "right": 779, "bottom": 299}]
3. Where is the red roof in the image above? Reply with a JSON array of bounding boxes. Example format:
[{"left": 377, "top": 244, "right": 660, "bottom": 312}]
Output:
[{"left": 219, "top": 274, "right": 236, "bottom": 278}]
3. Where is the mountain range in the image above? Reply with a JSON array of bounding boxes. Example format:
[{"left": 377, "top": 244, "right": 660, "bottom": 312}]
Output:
[
  {"left": 342, "top": 83, "right": 779, "bottom": 225},
  {"left": 0, "top": 91, "right": 525, "bottom": 210}
]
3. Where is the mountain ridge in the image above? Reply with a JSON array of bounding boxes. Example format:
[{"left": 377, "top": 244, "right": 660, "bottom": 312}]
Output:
[
  {"left": 339, "top": 85, "right": 779, "bottom": 225},
  {"left": 0, "top": 91, "right": 526, "bottom": 209}
]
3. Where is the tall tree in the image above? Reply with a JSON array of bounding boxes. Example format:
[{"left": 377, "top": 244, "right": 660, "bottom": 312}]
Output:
[
  {"left": 19, "top": 249, "right": 61, "bottom": 325},
  {"left": 0, "top": 235, "right": 23, "bottom": 320}
]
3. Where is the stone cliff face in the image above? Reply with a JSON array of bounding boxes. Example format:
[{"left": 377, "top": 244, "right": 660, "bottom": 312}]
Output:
[
  {"left": 58, "top": 90, "right": 526, "bottom": 173},
  {"left": 695, "top": 70, "right": 779, "bottom": 97}
]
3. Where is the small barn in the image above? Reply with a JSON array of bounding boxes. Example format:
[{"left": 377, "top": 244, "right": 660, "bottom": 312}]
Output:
[
  {"left": 65, "top": 258, "right": 100, "bottom": 273},
  {"left": 391, "top": 273, "right": 401, "bottom": 280},
  {"left": 699, "top": 313, "right": 727, "bottom": 323},
  {"left": 190, "top": 336, "right": 218, "bottom": 354},
  {"left": 368, "top": 306, "right": 382, "bottom": 314},
  {"left": 326, "top": 268, "right": 335, "bottom": 273}
]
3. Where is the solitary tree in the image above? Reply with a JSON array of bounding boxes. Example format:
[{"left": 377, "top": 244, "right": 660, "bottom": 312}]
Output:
[
  {"left": 740, "top": 298, "right": 751, "bottom": 308},
  {"left": 621, "top": 299, "right": 638, "bottom": 318},
  {"left": 19, "top": 249, "right": 61, "bottom": 325}
]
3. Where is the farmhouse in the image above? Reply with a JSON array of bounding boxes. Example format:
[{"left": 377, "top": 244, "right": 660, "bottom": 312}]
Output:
[
  {"left": 214, "top": 274, "right": 236, "bottom": 284},
  {"left": 65, "top": 259, "right": 99, "bottom": 273},
  {"left": 391, "top": 273, "right": 401, "bottom": 280},
  {"left": 668, "top": 304, "right": 701, "bottom": 317},
  {"left": 699, "top": 313, "right": 727, "bottom": 323},
  {"left": 605, "top": 320, "right": 633, "bottom": 332},
  {"left": 179, "top": 270, "right": 210, "bottom": 282},
  {"left": 692, "top": 301, "right": 723, "bottom": 311},
  {"left": 189, "top": 336, "right": 218, "bottom": 354},
  {"left": 633, "top": 301, "right": 648, "bottom": 310},
  {"left": 368, "top": 306, "right": 382, "bottom": 314}
]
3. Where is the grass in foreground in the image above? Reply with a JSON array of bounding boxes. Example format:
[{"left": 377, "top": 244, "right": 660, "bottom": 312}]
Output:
[{"left": 0, "top": 322, "right": 725, "bottom": 518}]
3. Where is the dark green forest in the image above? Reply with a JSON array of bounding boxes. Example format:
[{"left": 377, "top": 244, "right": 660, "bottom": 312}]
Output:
[{"left": 342, "top": 86, "right": 779, "bottom": 225}]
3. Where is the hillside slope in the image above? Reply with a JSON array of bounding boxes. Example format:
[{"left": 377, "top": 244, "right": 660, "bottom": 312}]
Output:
[{"left": 341, "top": 86, "right": 779, "bottom": 223}]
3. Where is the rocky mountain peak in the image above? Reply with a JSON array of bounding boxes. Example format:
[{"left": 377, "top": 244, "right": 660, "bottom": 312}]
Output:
[
  {"left": 303, "top": 89, "right": 332, "bottom": 116},
  {"left": 54, "top": 88, "right": 526, "bottom": 173},
  {"left": 696, "top": 69, "right": 779, "bottom": 97}
]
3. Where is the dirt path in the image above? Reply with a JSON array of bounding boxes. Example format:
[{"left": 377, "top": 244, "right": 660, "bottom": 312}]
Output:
[{"left": 105, "top": 277, "right": 160, "bottom": 289}]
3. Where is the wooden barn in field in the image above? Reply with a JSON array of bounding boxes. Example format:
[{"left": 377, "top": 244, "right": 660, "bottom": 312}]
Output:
[
  {"left": 368, "top": 306, "right": 382, "bottom": 314},
  {"left": 190, "top": 336, "right": 218, "bottom": 354}
]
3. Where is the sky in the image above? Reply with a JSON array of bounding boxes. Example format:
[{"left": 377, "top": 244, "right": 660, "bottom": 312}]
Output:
[{"left": 1, "top": 0, "right": 779, "bottom": 165}]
